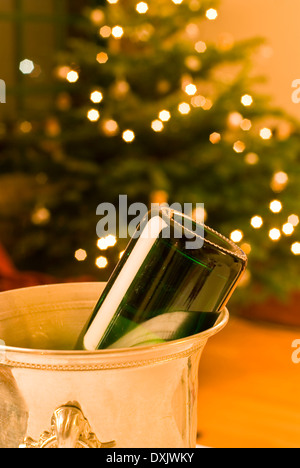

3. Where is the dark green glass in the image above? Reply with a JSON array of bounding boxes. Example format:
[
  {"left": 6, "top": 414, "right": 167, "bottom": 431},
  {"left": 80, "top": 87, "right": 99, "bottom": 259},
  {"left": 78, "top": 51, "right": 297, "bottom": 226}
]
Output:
[{"left": 78, "top": 208, "right": 247, "bottom": 350}]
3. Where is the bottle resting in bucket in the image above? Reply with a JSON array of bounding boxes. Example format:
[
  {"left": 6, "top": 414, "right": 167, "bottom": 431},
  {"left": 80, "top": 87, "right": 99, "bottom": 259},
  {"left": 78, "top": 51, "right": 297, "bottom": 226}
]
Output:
[{"left": 77, "top": 208, "right": 247, "bottom": 350}]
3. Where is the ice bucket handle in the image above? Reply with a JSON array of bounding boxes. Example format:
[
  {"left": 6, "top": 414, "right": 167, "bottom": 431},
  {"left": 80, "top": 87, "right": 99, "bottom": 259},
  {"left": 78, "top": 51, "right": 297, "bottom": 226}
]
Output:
[{"left": 21, "top": 402, "right": 116, "bottom": 448}]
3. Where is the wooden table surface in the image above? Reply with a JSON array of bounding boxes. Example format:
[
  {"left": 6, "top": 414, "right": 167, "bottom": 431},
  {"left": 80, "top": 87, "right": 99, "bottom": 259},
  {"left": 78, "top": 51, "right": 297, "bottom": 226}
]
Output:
[{"left": 197, "top": 316, "right": 300, "bottom": 448}]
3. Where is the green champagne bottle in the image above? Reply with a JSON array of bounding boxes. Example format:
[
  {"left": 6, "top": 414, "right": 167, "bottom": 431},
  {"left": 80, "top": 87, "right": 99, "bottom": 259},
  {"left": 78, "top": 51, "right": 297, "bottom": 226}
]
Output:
[{"left": 77, "top": 208, "right": 247, "bottom": 350}]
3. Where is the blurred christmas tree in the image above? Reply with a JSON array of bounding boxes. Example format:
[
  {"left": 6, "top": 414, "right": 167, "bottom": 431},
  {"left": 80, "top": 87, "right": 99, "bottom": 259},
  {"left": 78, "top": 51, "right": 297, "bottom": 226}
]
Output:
[{"left": 0, "top": 0, "right": 299, "bottom": 305}]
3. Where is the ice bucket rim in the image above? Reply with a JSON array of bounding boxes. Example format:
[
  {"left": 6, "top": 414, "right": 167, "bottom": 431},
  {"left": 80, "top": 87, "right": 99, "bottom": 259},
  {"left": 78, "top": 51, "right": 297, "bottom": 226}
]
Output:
[{"left": 0, "top": 282, "right": 229, "bottom": 370}]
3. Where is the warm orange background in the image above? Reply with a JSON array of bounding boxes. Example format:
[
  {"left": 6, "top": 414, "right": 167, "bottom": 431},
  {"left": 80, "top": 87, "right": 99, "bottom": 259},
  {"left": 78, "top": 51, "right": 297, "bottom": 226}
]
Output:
[
  {"left": 202, "top": 0, "right": 300, "bottom": 118},
  {"left": 197, "top": 316, "right": 300, "bottom": 448}
]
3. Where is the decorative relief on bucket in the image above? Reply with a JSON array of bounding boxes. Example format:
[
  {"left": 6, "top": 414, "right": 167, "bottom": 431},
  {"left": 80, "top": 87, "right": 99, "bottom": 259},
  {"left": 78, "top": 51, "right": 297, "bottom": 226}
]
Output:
[{"left": 20, "top": 402, "right": 116, "bottom": 448}]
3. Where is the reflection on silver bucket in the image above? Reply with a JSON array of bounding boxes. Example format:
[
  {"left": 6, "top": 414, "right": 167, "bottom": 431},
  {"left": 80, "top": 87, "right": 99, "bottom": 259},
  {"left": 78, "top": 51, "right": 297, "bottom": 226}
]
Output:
[{"left": 0, "top": 283, "right": 228, "bottom": 448}]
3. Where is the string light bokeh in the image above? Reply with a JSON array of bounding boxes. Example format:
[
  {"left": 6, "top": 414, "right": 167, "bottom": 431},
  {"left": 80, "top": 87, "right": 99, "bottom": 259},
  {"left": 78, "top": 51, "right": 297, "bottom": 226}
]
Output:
[{"left": 11, "top": 0, "right": 299, "bottom": 292}]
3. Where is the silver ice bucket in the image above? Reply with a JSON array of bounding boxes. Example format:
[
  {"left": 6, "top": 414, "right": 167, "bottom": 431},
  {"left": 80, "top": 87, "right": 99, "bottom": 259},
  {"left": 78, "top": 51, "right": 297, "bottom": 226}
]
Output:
[{"left": 0, "top": 283, "right": 228, "bottom": 448}]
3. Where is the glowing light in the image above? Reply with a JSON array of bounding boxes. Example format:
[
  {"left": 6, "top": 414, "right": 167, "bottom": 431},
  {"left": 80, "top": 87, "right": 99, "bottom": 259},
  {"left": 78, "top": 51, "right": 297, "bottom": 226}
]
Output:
[
  {"left": 291, "top": 242, "right": 300, "bottom": 255},
  {"left": 241, "top": 94, "right": 253, "bottom": 107},
  {"left": 202, "top": 98, "right": 213, "bottom": 110},
  {"left": 99, "top": 25, "right": 112, "bottom": 38},
  {"left": 31, "top": 207, "right": 51, "bottom": 225},
  {"left": 136, "top": 2, "right": 149, "bottom": 13},
  {"left": 271, "top": 171, "right": 289, "bottom": 192},
  {"left": 90, "top": 90, "right": 103, "bottom": 103},
  {"left": 228, "top": 112, "right": 243, "bottom": 128},
  {"left": 184, "top": 83, "right": 197, "bottom": 96},
  {"left": 230, "top": 230, "right": 244, "bottom": 243},
  {"left": 240, "top": 119, "right": 252, "bottom": 131},
  {"left": 270, "top": 200, "right": 282, "bottom": 213},
  {"left": 119, "top": 250, "right": 125, "bottom": 259},
  {"left": 159, "top": 110, "right": 171, "bottom": 122},
  {"left": 233, "top": 141, "right": 246, "bottom": 153},
  {"left": 102, "top": 119, "right": 119, "bottom": 136},
  {"left": 189, "top": 0, "right": 201, "bottom": 11},
  {"left": 192, "top": 206, "right": 207, "bottom": 223},
  {"left": 106, "top": 235, "right": 117, "bottom": 247},
  {"left": 45, "top": 118, "right": 61, "bottom": 137},
  {"left": 151, "top": 120, "right": 164, "bottom": 132},
  {"left": 282, "top": 223, "right": 294, "bottom": 236},
  {"left": 288, "top": 215, "right": 299, "bottom": 227},
  {"left": 113, "top": 80, "right": 130, "bottom": 97},
  {"left": 19, "top": 59, "right": 35, "bottom": 74},
  {"left": 150, "top": 190, "right": 168, "bottom": 205},
  {"left": 20, "top": 121, "right": 33, "bottom": 133},
  {"left": 97, "top": 235, "right": 116, "bottom": 251},
  {"left": 186, "top": 23, "right": 199, "bottom": 38},
  {"left": 56, "top": 66, "right": 71, "bottom": 80},
  {"left": 97, "top": 52, "right": 109, "bottom": 64},
  {"left": 90, "top": 9, "right": 105, "bottom": 25},
  {"left": 87, "top": 109, "right": 100, "bottom": 122},
  {"left": 269, "top": 228, "right": 281, "bottom": 241},
  {"left": 245, "top": 152, "right": 259, "bottom": 165},
  {"left": 97, "top": 238, "right": 109, "bottom": 250},
  {"left": 66, "top": 70, "right": 79, "bottom": 83},
  {"left": 260, "top": 127, "right": 272, "bottom": 140},
  {"left": 107, "top": 0, "right": 119, "bottom": 4},
  {"left": 112, "top": 26, "right": 124, "bottom": 38},
  {"left": 122, "top": 129, "right": 135, "bottom": 142},
  {"left": 172, "top": 0, "right": 184, "bottom": 4},
  {"left": 75, "top": 249, "right": 87, "bottom": 261},
  {"left": 273, "top": 171, "right": 288, "bottom": 185},
  {"left": 185, "top": 56, "right": 201, "bottom": 71},
  {"left": 209, "top": 132, "right": 221, "bottom": 144},
  {"left": 191, "top": 95, "right": 206, "bottom": 108},
  {"left": 206, "top": 8, "right": 218, "bottom": 20},
  {"left": 95, "top": 256, "right": 108, "bottom": 269},
  {"left": 195, "top": 41, "right": 207, "bottom": 53},
  {"left": 178, "top": 102, "right": 191, "bottom": 115},
  {"left": 251, "top": 216, "right": 263, "bottom": 229},
  {"left": 241, "top": 243, "right": 252, "bottom": 255}
]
